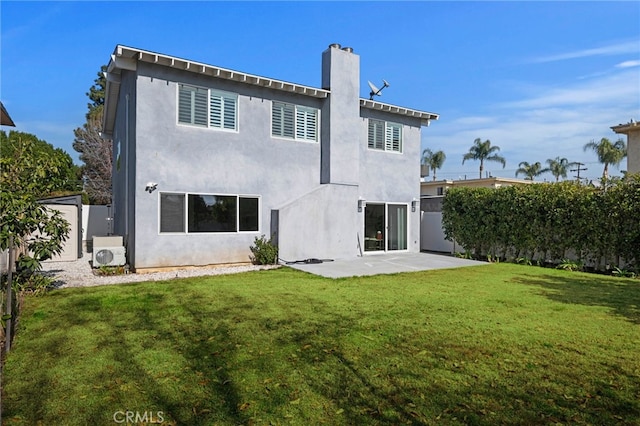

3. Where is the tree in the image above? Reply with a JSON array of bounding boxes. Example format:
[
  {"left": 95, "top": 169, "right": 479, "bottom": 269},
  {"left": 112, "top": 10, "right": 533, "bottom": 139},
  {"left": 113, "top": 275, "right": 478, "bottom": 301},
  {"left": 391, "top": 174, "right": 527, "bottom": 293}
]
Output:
[
  {"left": 462, "top": 138, "right": 506, "bottom": 179},
  {"left": 583, "top": 137, "right": 627, "bottom": 180},
  {"left": 86, "top": 65, "right": 106, "bottom": 118},
  {"left": 1, "top": 130, "right": 81, "bottom": 196},
  {"left": 515, "top": 161, "right": 548, "bottom": 181},
  {"left": 1, "top": 132, "right": 71, "bottom": 278},
  {"left": 73, "top": 113, "right": 112, "bottom": 204},
  {"left": 421, "top": 148, "right": 447, "bottom": 181},
  {"left": 73, "top": 65, "right": 112, "bottom": 204},
  {"left": 546, "top": 157, "right": 574, "bottom": 182}
]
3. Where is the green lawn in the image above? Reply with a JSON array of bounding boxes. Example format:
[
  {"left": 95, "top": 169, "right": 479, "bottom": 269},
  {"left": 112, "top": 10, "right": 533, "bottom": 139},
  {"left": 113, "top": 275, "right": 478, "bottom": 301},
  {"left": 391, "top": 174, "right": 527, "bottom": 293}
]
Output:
[{"left": 3, "top": 264, "right": 639, "bottom": 425}]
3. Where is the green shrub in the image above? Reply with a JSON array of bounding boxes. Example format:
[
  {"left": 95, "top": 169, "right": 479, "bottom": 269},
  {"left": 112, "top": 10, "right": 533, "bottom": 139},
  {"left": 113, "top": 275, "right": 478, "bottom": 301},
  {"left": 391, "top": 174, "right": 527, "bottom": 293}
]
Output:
[
  {"left": 2, "top": 270, "right": 54, "bottom": 296},
  {"left": 611, "top": 267, "right": 637, "bottom": 278},
  {"left": 94, "top": 265, "right": 129, "bottom": 276},
  {"left": 556, "top": 259, "right": 583, "bottom": 272},
  {"left": 249, "top": 235, "right": 278, "bottom": 265},
  {"left": 442, "top": 174, "right": 640, "bottom": 271}
]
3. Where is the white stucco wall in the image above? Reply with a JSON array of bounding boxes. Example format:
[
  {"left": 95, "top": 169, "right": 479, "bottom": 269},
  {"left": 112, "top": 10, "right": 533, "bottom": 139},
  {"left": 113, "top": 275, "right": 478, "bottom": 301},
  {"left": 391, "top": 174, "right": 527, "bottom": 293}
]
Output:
[
  {"left": 275, "top": 184, "right": 360, "bottom": 261},
  {"left": 420, "top": 212, "right": 454, "bottom": 253}
]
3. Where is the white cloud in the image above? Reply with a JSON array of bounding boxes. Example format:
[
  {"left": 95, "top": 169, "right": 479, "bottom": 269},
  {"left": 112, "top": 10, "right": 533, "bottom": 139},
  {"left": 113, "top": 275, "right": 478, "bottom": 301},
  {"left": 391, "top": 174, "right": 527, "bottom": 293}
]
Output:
[
  {"left": 502, "top": 69, "right": 638, "bottom": 109},
  {"left": 447, "top": 116, "right": 497, "bottom": 126},
  {"left": 616, "top": 60, "right": 640, "bottom": 68},
  {"left": 530, "top": 40, "right": 640, "bottom": 63},
  {"left": 422, "top": 66, "right": 639, "bottom": 181}
]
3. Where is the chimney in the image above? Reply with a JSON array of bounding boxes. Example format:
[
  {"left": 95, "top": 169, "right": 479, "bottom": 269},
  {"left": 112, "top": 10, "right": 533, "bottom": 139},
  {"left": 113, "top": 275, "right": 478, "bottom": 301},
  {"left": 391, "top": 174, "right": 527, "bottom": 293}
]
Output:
[{"left": 320, "top": 43, "right": 360, "bottom": 185}]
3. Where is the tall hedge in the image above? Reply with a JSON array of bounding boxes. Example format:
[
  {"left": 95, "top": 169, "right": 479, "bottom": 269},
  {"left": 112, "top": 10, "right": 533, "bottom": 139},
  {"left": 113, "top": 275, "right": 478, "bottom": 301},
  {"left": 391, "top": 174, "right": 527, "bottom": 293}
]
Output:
[{"left": 441, "top": 174, "right": 640, "bottom": 270}]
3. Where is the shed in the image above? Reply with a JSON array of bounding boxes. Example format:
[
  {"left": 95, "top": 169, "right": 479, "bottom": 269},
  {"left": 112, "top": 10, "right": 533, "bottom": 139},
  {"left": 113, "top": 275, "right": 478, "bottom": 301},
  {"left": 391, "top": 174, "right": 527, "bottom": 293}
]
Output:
[{"left": 38, "top": 194, "right": 83, "bottom": 261}]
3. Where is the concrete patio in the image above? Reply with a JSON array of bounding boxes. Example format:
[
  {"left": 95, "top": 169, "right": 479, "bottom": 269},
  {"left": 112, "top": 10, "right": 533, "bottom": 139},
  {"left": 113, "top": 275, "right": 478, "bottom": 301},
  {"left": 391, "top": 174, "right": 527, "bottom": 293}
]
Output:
[{"left": 284, "top": 251, "right": 486, "bottom": 278}]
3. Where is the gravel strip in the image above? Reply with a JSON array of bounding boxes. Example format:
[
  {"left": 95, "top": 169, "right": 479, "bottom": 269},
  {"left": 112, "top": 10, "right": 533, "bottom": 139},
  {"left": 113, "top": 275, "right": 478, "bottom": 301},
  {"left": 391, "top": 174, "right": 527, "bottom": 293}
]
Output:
[{"left": 39, "top": 252, "right": 279, "bottom": 289}]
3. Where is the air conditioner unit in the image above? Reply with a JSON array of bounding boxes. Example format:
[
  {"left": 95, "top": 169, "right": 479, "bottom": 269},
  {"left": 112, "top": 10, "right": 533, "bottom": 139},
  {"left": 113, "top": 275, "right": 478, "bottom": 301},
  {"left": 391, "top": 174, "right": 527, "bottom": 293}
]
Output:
[{"left": 93, "top": 246, "right": 126, "bottom": 267}]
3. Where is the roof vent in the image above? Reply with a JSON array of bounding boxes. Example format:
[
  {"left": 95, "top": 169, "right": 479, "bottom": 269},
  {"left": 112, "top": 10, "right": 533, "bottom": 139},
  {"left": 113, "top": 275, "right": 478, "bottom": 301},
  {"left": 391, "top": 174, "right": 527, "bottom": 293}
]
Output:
[
  {"left": 342, "top": 47, "right": 354, "bottom": 53},
  {"left": 329, "top": 43, "right": 341, "bottom": 49}
]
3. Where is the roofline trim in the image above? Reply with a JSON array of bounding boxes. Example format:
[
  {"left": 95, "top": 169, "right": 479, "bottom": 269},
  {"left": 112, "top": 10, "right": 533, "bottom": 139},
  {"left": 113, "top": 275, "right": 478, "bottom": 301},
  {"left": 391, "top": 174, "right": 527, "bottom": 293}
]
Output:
[
  {"left": 360, "top": 98, "right": 439, "bottom": 126},
  {"left": 111, "top": 45, "right": 330, "bottom": 99},
  {"left": 611, "top": 120, "right": 639, "bottom": 134}
]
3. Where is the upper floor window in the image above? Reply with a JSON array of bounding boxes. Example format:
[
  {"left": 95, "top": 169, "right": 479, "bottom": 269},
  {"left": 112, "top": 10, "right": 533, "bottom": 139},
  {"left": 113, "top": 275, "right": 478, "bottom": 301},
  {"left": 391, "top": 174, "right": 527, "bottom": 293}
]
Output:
[
  {"left": 272, "top": 101, "right": 318, "bottom": 142},
  {"left": 368, "top": 119, "right": 402, "bottom": 153},
  {"left": 178, "top": 85, "right": 237, "bottom": 131}
]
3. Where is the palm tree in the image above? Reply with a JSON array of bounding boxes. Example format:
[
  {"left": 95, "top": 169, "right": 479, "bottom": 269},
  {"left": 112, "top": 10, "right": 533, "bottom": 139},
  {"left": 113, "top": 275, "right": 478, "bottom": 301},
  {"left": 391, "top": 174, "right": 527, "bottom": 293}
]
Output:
[
  {"left": 462, "top": 138, "right": 506, "bottom": 179},
  {"left": 583, "top": 138, "right": 627, "bottom": 180},
  {"left": 421, "top": 148, "right": 446, "bottom": 181},
  {"left": 545, "top": 157, "right": 574, "bottom": 182},
  {"left": 515, "top": 161, "right": 548, "bottom": 181}
]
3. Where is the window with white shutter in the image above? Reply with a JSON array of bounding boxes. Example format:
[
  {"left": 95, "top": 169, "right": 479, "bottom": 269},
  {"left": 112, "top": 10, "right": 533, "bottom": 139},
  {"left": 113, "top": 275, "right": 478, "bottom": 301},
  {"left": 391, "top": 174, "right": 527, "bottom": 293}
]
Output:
[
  {"left": 272, "top": 102, "right": 295, "bottom": 139},
  {"left": 178, "top": 85, "right": 237, "bottom": 131},
  {"left": 178, "top": 85, "right": 208, "bottom": 127},
  {"left": 387, "top": 122, "right": 402, "bottom": 152},
  {"left": 368, "top": 119, "right": 385, "bottom": 150},
  {"left": 272, "top": 101, "right": 319, "bottom": 142},
  {"left": 296, "top": 106, "right": 318, "bottom": 142},
  {"left": 368, "top": 119, "right": 402, "bottom": 153},
  {"left": 210, "top": 90, "right": 237, "bottom": 131}
]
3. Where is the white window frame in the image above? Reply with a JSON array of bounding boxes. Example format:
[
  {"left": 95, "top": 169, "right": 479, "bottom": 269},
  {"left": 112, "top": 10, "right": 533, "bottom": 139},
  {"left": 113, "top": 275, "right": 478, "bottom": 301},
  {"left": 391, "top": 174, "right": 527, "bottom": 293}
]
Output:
[
  {"left": 158, "top": 192, "right": 260, "bottom": 234},
  {"left": 159, "top": 192, "right": 187, "bottom": 234},
  {"left": 272, "top": 101, "right": 319, "bottom": 142},
  {"left": 177, "top": 84, "right": 238, "bottom": 132},
  {"left": 363, "top": 201, "right": 410, "bottom": 254},
  {"left": 209, "top": 89, "right": 238, "bottom": 131},
  {"left": 368, "top": 119, "right": 403, "bottom": 153}
]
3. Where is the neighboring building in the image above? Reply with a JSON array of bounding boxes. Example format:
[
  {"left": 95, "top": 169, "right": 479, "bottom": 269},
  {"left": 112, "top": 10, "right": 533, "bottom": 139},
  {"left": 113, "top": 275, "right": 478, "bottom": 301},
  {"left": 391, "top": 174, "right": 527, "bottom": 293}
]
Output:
[
  {"left": 421, "top": 176, "right": 533, "bottom": 196},
  {"left": 102, "top": 44, "right": 439, "bottom": 270},
  {"left": 611, "top": 119, "right": 639, "bottom": 174},
  {"left": 1, "top": 102, "right": 15, "bottom": 127}
]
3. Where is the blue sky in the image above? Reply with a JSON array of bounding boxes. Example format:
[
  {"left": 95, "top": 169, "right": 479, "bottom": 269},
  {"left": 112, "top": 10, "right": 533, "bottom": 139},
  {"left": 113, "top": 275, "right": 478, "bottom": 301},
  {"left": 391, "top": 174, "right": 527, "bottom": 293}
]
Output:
[{"left": 1, "top": 1, "right": 639, "bottom": 182}]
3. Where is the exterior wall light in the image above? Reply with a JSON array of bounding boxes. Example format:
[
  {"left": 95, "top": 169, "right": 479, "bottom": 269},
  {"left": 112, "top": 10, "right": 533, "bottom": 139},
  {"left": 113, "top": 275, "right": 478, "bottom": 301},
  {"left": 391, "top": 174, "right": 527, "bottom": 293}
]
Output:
[
  {"left": 358, "top": 198, "right": 366, "bottom": 212},
  {"left": 411, "top": 198, "right": 419, "bottom": 212}
]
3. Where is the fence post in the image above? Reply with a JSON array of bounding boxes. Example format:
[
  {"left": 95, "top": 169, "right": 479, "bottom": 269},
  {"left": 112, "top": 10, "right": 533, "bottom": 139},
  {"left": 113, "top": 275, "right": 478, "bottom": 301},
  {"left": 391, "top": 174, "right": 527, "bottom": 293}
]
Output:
[{"left": 5, "top": 236, "right": 14, "bottom": 354}]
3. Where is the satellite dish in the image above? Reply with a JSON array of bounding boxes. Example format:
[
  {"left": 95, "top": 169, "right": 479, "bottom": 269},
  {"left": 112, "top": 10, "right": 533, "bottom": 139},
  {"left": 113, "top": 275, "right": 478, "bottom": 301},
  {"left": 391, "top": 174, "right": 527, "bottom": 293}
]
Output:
[
  {"left": 368, "top": 79, "right": 390, "bottom": 100},
  {"left": 368, "top": 81, "right": 379, "bottom": 95}
]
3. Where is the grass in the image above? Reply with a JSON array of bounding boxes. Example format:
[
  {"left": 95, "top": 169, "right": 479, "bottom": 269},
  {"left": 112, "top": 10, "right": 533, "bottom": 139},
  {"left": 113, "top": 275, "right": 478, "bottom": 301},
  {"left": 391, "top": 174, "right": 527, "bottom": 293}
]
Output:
[{"left": 3, "top": 263, "right": 639, "bottom": 425}]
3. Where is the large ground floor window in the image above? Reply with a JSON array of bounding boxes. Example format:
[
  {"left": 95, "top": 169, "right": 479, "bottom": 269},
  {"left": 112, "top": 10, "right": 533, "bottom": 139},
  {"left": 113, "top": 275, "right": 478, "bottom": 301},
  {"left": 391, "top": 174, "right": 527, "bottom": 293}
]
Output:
[
  {"left": 364, "top": 202, "right": 408, "bottom": 252},
  {"left": 160, "top": 192, "right": 259, "bottom": 234}
]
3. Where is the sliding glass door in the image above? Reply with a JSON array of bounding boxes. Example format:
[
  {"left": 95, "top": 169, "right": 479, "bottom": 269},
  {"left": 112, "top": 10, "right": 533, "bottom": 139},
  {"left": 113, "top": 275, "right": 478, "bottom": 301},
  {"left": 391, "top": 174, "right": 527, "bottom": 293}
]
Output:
[
  {"left": 387, "top": 204, "right": 407, "bottom": 251},
  {"left": 364, "top": 203, "right": 385, "bottom": 252},
  {"left": 363, "top": 203, "right": 407, "bottom": 252}
]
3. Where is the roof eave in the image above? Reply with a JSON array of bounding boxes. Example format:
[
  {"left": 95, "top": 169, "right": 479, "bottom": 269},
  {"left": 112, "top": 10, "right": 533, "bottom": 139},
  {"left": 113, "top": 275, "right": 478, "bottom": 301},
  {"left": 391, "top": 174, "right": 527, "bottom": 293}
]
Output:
[
  {"left": 360, "top": 98, "right": 439, "bottom": 126},
  {"left": 611, "top": 121, "right": 639, "bottom": 134},
  {"left": 113, "top": 45, "right": 329, "bottom": 99}
]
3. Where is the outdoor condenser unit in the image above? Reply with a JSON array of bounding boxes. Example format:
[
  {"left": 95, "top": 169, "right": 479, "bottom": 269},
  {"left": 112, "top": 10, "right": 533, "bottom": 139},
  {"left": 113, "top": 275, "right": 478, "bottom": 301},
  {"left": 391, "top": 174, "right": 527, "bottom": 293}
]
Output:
[{"left": 92, "top": 236, "right": 126, "bottom": 267}]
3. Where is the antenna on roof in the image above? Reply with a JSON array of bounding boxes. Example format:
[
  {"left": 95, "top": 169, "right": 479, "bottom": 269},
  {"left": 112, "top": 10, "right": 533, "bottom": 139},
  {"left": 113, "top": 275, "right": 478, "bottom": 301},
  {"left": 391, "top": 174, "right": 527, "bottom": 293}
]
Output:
[{"left": 368, "top": 79, "right": 389, "bottom": 100}]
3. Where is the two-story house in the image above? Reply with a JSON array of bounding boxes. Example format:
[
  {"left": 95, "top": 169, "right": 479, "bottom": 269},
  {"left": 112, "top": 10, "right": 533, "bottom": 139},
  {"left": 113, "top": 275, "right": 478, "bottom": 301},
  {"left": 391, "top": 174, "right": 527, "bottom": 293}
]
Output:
[{"left": 102, "top": 44, "right": 439, "bottom": 270}]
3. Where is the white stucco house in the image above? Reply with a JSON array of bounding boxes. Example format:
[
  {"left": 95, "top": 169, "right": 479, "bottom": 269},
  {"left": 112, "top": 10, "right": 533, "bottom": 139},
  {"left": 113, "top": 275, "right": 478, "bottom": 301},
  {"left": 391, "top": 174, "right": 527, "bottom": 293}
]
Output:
[
  {"left": 102, "top": 44, "right": 439, "bottom": 270},
  {"left": 611, "top": 119, "right": 639, "bottom": 174}
]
